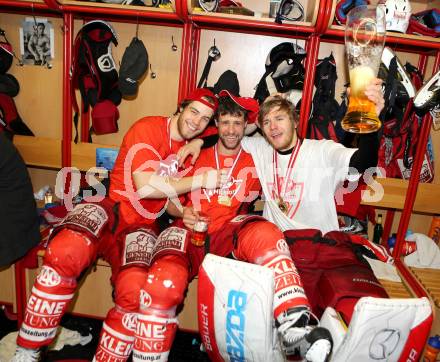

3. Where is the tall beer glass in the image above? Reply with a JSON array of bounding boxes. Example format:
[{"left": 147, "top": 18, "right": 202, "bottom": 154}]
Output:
[{"left": 341, "top": 5, "right": 386, "bottom": 133}]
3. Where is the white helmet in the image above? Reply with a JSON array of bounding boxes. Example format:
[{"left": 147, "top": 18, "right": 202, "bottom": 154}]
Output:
[{"left": 384, "top": 0, "right": 412, "bottom": 33}]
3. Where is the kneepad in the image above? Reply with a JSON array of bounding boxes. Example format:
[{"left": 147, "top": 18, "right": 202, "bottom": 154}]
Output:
[
  {"left": 140, "top": 255, "right": 189, "bottom": 311},
  {"left": 119, "top": 227, "right": 158, "bottom": 269},
  {"left": 113, "top": 266, "right": 149, "bottom": 311},
  {"left": 120, "top": 226, "right": 190, "bottom": 270},
  {"left": 45, "top": 228, "right": 96, "bottom": 278},
  {"left": 198, "top": 253, "right": 284, "bottom": 362}
]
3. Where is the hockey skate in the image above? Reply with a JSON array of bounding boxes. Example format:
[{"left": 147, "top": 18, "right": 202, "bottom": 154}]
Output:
[
  {"left": 414, "top": 68, "right": 440, "bottom": 116},
  {"left": 277, "top": 306, "right": 333, "bottom": 362},
  {"left": 381, "top": 47, "right": 415, "bottom": 98},
  {"left": 10, "top": 346, "right": 41, "bottom": 362}
]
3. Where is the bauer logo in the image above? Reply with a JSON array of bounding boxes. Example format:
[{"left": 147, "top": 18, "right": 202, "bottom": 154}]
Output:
[{"left": 225, "top": 290, "right": 247, "bottom": 362}]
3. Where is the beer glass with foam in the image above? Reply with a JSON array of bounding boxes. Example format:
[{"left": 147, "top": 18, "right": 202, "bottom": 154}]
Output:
[{"left": 342, "top": 5, "right": 386, "bottom": 133}]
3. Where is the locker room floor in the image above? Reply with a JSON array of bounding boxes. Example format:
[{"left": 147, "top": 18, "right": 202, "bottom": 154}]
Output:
[{"left": 0, "top": 308, "right": 210, "bottom": 361}]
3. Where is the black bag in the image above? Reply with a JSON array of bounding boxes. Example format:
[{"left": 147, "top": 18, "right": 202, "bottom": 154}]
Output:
[
  {"left": 71, "top": 20, "right": 121, "bottom": 142},
  {"left": 307, "top": 53, "right": 340, "bottom": 141}
]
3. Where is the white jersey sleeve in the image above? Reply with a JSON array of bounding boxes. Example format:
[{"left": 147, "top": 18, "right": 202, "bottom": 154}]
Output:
[{"left": 241, "top": 135, "right": 269, "bottom": 155}]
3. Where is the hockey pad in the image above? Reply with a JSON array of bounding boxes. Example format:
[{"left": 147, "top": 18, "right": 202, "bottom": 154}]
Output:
[
  {"left": 50, "top": 201, "right": 114, "bottom": 243},
  {"left": 120, "top": 227, "right": 157, "bottom": 269},
  {"left": 151, "top": 226, "right": 189, "bottom": 263},
  {"left": 332, "top": 297, "right": 433, "bottom": 362},
  {"left": 228, "top": 214, "right": 267, "bottom": 247},
  {"left": 317, "top": 265, "right": 388, "bottom": 317},
  {"left": 319, "top": 307, "right": 347, "bottom": 353},
  {"left": 198, "top": 253, "right": 284, "bottom": 362}
]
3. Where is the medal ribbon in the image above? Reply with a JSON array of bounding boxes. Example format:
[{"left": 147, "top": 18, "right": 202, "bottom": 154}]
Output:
[
  {"left": 214, "top": 144, "right": 242, "bottom": 192},
  {"left": 272, "top": 140, "right": 301, "bottom": 203}
]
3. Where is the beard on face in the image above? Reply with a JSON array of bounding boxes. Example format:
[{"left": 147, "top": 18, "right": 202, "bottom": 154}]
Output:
[
  {"left": 219, "top": 133, "right": 241, "bottom": 150},
  {"left": 177, "top": 113, "right": 186, "bottom": 139},
  {"left": 263, "top": 120, "right": 297, "bottom": 151},
  {"left": 177, "top": 113, "right": 201, "bottom": 140}
]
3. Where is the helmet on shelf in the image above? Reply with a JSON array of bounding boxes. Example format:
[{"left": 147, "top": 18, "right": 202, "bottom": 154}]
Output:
[
  {"left": 334, "top": 0, "right": 369, "bottom": 25},
  {"left": 383, "top": 0, "right": 412, "bottom": 33},
  {"left": 275, "top": 0, "right": 305, "bottom": 24},
  {"left": 199, "top": 0, "right": 219, "bottom": 12}
]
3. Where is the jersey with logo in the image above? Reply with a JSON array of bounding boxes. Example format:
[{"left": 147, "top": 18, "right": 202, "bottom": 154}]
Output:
[
  {"left": 110, "top": 116, "right": 188, "bottom": 225},
  {"left": 187, "top": 146, "right": 261, "bottom": 234},
  {"left": 241, "top": 136, "right": 355, "bottom": 234}
]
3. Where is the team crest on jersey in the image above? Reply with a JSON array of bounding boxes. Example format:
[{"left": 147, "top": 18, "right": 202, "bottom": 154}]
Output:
[
  {"left": 203, "top": 176, "right": 243, "bottom": 202},
  {"left": 122, "top": 313, "right": 138, "bottom": 331},
  {"left": 140, "top": 290, "right": 152, "bottom": 308},
  {"left": 157, "top": 154, "right": 179, "bottom": 177},
  {"left": 37, "top": 266, "right": 61, "bottom": 287},
  {"left": 62, "top": 203, "right": 108, "bottom": 237},
  {"left": 268, "top": 180, "right": 304, "bottom": 217},
  {"left": 155, "top": 154, "right": 192, "bottom": 178},
  {"left": 122, "top": 229, "right": 157, "bottom": 267}
]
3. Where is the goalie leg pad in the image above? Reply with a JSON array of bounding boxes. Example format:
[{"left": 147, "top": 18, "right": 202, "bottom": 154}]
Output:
[
  {"left": 198, "top": 253, "right": 285, "bottom": 362},
  {"left": 17, "top": 229, "right": 94, "bottom": 349},
  {"left": 331, "top": 297, "right": 433, "bottom": 362}
]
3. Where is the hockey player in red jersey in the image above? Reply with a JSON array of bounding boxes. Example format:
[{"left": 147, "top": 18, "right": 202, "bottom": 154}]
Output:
[
  {"left": 12, "top": 89, "right": 224, "bottom": 362},
  {"left": 131, "top": 91, "right": 329, "bottom": 362}
]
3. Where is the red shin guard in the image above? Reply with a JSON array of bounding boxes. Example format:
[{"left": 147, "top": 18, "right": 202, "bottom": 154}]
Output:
[
  {"left": 17, "top": 266, "right": 76, "bottom": 349},
  {"left": 132, "top": 312, "right": 178, "bottom": 362},
  {"left": 263, "top": 254, "right": 310, "bottom": 319},
  {"left": 94, "top": 308, "right": 136, "bottom": 362}
]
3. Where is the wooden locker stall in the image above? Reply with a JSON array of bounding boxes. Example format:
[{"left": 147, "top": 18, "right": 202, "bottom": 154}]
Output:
[
  {"left": 321, "top": 0, "right": 440, "bottom": 338},
  {"left": 0, "top": 0, "right": 189, "bottom": 324},
  {"left": 170, "top": 0, "right": 440, "bottom": 339},
  {"left": 0, "top": 1, "right": 63, "bottom": 316},
  {"left": 0, "top": 0, "right": 439, "bottom": 352}
]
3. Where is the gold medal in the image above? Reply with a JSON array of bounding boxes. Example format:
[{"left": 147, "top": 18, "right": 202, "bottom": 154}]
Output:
[
  {"left": 273, "top": 141, "right": 301, "bottom": 217},
  {"left": 278, "top": 198, "right": 288, "bottom": 214},
  {"left": 214, "top": 145, "right": 241, "bottom": 208},
  {"left": 218, "top": 194, "right": 232, "bottom": 206}
]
